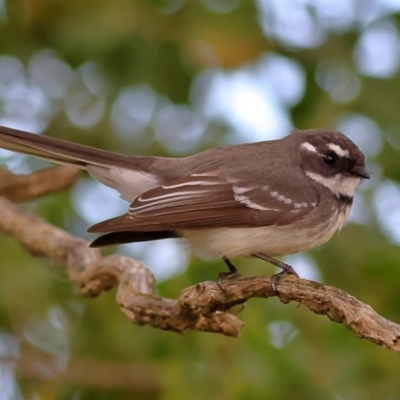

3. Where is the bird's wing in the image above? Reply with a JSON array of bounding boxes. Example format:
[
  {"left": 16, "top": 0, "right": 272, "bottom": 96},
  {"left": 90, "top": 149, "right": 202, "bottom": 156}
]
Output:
[{"left": 88, "top": 174, "right": 318, "bottom": 233}]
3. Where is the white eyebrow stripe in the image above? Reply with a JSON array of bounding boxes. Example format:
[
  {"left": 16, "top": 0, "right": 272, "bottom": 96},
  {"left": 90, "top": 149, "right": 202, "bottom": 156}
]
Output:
[
  {"left": 328, "top": 143, "right": 349, "bottom": 157},
  {"left": 301, "top": 142, "right": 318, "bottom": 153}
]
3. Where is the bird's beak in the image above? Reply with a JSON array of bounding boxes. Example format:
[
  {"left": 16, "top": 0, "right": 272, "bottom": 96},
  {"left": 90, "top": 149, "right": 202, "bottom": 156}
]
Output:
[{"left": 351, "top": 165, "right": 370, "bottom": 179}]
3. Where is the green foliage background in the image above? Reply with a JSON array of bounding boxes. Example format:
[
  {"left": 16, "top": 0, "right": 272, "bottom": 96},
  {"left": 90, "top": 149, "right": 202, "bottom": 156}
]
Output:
[{"left": 0, "top": 1, "right": 400, "bottom": 399}]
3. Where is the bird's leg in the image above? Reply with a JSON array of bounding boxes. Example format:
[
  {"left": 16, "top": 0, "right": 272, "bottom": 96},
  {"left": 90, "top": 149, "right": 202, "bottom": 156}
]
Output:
[
  {"left": 217, "top": 257, "right": 241, "bottom": 291},
  {"left": 252, "top": 252, "right": 299, "bottom": 291},
  {"left": 223, "top": 257, "right": 239, "bottom": 274}
]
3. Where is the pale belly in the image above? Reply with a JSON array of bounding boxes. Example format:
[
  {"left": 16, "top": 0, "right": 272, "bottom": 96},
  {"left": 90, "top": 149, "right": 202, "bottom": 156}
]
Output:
[{"left": 180, "top": 208, "right": 350, "bottom": 259}]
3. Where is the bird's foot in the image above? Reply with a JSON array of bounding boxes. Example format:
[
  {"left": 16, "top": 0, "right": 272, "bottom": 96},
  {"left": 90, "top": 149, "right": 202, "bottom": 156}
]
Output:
[
  {"left": 252, "top": 252, "right": 299, "bottom": 292},
  {"left": 217, "top": 257, "right": 242, "bottom": 291}
]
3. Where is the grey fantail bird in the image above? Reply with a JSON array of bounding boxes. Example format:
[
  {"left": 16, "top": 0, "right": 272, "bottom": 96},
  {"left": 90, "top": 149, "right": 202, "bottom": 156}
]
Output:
[{"left": 0, "top": 125, "right": 369, "bottom": 280}]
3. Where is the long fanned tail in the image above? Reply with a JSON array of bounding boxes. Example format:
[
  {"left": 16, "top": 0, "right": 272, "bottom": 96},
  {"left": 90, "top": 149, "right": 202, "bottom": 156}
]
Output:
[{"left": 0, "top": 125, "right": 132, "bottom": 169}]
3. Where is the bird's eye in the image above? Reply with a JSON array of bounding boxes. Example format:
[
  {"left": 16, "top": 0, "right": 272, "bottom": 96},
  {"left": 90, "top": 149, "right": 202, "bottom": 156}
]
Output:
[{"left": 323, "top": 153, "right": 336, "bottom": 165}]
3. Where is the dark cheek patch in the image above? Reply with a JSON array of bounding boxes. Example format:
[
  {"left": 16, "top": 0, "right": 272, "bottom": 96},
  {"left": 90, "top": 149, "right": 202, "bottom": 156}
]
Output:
[{"left": 343, "top": 158, "right": 356, "bottom": 171}]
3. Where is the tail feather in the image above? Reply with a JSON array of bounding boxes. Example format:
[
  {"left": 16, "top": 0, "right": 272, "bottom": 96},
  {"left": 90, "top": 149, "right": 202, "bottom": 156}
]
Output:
[
  {"left": 0, "top": 125, "right": 161, "bottom": 201},
  {"left": 0, "top": 125, "right": 132, "bottom": 169}
]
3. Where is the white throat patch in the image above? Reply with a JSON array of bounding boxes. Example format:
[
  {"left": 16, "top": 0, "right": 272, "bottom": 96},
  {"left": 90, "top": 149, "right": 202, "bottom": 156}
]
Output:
[{"left": 305, "top": 171, "right": 360, "bottom": 197}]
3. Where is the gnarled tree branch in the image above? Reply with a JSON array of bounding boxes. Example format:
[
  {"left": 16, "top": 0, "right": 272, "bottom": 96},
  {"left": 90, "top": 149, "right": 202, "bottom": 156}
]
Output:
[
  {"left": 0, "top": 168, "right": 399, "bottom": 352},
  {"left": 0, "top": 166, "right": 81, "bottom": 202}
]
